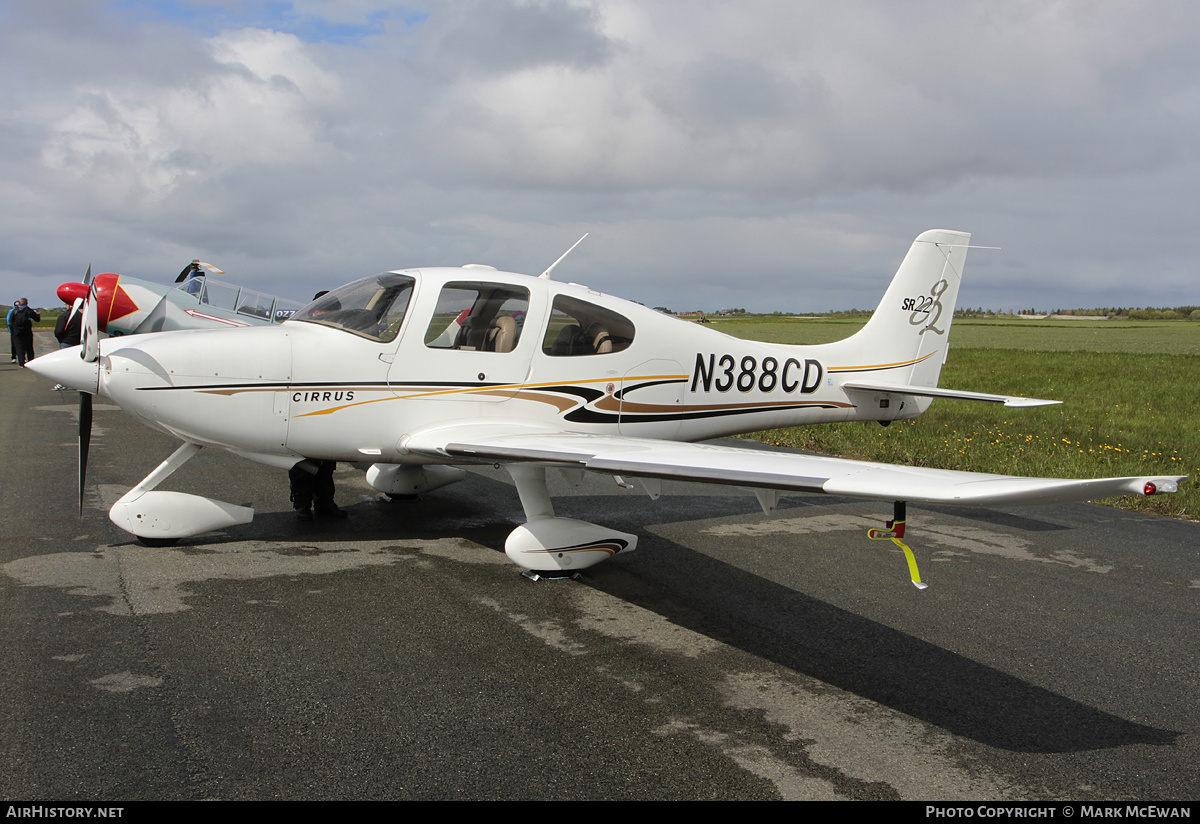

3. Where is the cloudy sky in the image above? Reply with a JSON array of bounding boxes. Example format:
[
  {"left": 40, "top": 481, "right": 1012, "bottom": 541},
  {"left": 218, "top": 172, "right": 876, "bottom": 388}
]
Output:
[{"left": 2, "top": 0, "right": 1198, "bottom": 314}]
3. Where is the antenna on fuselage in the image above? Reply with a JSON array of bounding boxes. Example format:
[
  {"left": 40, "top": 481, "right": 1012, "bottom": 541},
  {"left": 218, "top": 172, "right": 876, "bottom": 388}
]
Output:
[{"left": 539, "top": 233, "right": 588, "bottom": 280}]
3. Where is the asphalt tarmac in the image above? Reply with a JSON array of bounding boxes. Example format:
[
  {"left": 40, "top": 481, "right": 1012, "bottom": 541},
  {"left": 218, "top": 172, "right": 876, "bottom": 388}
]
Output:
[{"left": 2, "top": 332, "right": 1198, "bottom": 800}]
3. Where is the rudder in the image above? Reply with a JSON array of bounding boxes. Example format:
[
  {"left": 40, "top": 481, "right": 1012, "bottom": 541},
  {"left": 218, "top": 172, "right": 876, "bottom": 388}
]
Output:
[{"left": 839, "top": 229, "right": 970, "bottom": 388}]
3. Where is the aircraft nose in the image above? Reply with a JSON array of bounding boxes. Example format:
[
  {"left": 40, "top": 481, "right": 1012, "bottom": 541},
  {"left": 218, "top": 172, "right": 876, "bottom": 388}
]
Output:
[{"left": 26, "top": 346, "right": 100, "bottom": 394}]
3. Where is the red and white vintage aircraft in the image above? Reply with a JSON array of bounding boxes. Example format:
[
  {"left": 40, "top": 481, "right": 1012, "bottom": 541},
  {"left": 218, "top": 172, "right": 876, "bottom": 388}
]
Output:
[
  {"left": 56, "top": 261, "right": 305, "bottom": 337},
  {"left": 30, "top": 230, "right": 1184, "bottom": 586}
]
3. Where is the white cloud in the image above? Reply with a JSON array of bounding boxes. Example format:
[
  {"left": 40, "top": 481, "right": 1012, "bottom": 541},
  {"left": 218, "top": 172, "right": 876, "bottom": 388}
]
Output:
[
  {"left": 2, "top": 0, "right": 1199, "bottom": 312},
  {"left": 37, "top": 27, "right": 339, "bottom": 209},
  {"left": 397, "top": 0, "right": 1199, "bottom": 202}
]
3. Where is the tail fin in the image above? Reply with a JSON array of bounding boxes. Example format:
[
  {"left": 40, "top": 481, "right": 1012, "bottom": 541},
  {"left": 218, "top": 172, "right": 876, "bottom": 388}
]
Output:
[{"left": 837, "top": 229, "right": 970, "bottom": 389}]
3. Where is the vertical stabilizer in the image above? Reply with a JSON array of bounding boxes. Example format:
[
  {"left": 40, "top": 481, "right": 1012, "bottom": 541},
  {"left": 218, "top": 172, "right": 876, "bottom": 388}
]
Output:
[{"left": 838, "top": 229, "right": 970, "bottom": 388}]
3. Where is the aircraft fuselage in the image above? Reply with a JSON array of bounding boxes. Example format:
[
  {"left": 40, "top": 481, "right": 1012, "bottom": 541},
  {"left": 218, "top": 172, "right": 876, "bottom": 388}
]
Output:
[{"left": 92, "top": 265, "right": 929, "bottom": 469}]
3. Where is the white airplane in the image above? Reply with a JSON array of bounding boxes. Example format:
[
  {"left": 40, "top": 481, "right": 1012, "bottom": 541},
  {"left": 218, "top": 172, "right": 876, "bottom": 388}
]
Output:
[{"left": 30, "top": 230, "right": 1185, "bottom": 587}]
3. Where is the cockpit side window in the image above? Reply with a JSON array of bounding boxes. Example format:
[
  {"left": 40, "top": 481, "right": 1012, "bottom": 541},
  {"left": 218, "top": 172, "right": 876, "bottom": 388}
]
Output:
[
  {"left": 288, "top": 273, "right": 415, "bottom": 342},
  {"left": 425, "top": 282, "right": 530, "bottom": 353},
  {"left": 541, "top": 295, "right": 635, "bottom": 356}
]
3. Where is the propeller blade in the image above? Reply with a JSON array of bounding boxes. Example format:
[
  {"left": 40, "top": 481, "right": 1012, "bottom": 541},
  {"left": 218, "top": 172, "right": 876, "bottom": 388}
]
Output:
[
  {"left": 76, "top": 276, "right": 101, "bottom": 512},
  {"left": 176, "top": 260, "right": 223, "bottom": 282},
  {"left": 78, "top": 391, "right": 92, "bottom": 516},
  {"left": 81, "top": 281, "right": 99, "bottom": 363}
]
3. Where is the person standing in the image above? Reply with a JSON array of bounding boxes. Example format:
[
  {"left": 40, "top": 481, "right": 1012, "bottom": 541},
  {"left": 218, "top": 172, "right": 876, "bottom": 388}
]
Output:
[
  {"left": 287, "top": 289, "right": 348, "bottom": 522},
  {"left": 54, "top": 299, "right": 82, "bottom": 348},
  {"left": 7, "top": 303, "right": 16, "bottom": 363},
  {"left": 9, "top": 298, "right": 40, "bottom": 367},
  {"left": 51, "top": 299, "right": 83, "bottom": 389},
  {"left": 289, "top": 460, "right": 347, "bottom": 521}
]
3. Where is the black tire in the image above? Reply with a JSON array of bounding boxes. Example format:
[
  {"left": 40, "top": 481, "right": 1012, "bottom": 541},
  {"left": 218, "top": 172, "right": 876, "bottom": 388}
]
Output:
[{"left": 137, "top": 536, "right": 180, "bottom": 548}]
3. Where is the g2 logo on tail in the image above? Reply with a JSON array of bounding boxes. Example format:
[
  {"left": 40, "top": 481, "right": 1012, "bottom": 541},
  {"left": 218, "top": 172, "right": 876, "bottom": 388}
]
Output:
[
  {"left": 690, "top": 353, "right": 822, "bottom": 394},
  {"left": 903, "top": 279, "right": 948, "bottom": 335}
]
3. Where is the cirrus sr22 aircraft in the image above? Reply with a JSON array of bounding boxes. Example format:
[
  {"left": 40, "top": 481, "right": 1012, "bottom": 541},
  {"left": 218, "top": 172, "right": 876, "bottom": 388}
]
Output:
[{"left": 30, "top": 230, "right": 1185, "bottom": 587}]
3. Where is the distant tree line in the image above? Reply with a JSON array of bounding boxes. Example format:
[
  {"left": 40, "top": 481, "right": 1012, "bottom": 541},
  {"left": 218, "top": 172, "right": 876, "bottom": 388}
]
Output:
[
  {"left": 548, "top": 304, "right": 1200, "bottom": 321},
  {"left": 949, "top": 306, "right": 1200, "bottom": 320},
  {"left": 1050, "top": 306, "right": 1200, "bottom": 320}
]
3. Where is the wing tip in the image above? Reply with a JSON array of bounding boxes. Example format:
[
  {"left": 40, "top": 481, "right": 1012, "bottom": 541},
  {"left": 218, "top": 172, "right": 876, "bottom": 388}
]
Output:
[{"left": 1002, "top": 398, "right": 1062, "bottom": 408}]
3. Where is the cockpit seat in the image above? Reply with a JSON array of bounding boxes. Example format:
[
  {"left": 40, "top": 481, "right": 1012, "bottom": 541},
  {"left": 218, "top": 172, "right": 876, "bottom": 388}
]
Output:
[
  {"left": 487, "top": 315, "right": 518, "bottom": 353},
  {"left": 551, "top": 323, "right": 582, "bottom": 356},
  {"left": 584, "top": 323, "right": 613, "bottom": 354},
  {"left": 455, "top": 316, "right": 486, "bottom": 351}
]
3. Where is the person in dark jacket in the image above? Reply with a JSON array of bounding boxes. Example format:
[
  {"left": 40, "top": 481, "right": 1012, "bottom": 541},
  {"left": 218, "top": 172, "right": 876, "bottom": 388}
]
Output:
[
  {"left": 54, "top": 301, "right": 82, "bottom": 348},
  {"left": 50, "top": 300, "right": 83, "bottom": 389},
  {"left": 9, "top": 299, "right": 40, "bottom": 367}
]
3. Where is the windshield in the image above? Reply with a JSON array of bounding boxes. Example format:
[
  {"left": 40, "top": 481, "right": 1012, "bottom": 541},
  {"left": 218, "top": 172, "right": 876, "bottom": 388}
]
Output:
[{"left": 288, "top": 273, "right": 415, "bottom": 342}]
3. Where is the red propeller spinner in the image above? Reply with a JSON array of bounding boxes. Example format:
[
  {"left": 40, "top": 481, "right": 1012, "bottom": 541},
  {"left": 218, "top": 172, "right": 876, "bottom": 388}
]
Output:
[{"left": 56, "top": 273, "right": 139, "bottom": 333}]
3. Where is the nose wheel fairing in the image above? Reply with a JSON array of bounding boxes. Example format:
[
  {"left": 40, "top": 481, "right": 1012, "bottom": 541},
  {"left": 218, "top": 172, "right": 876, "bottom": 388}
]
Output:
[
  {"left": 111, "top": 490, "right": 254, "bottom": 542},
  {"left": 107, "top": 442, "right": 255, "bottom": 542}
]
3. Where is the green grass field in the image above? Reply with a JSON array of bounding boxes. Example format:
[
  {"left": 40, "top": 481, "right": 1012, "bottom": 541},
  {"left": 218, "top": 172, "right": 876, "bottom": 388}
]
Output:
[
  {"left": 713, "top": 316, "right": 1198, "bottom": 519},
  {"left": 712, "top": 314, "right": 1200, "bottom": 353}
]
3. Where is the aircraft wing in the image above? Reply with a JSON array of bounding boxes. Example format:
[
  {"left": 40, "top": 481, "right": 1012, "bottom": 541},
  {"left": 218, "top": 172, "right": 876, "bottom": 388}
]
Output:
[{"left": 401, "top": 424, "right": 1183, "bottom": 508}]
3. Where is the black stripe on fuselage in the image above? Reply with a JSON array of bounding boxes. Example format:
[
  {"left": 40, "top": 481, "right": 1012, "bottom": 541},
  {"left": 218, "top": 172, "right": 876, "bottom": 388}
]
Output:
[{"left": 564, "top": 401, "right": 844, "bottom": 425}]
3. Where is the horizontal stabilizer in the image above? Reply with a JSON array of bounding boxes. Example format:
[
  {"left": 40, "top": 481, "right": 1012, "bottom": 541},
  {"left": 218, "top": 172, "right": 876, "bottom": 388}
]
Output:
[{"left": 841, "top": 380, "right": 1060, "bottom": 408}]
